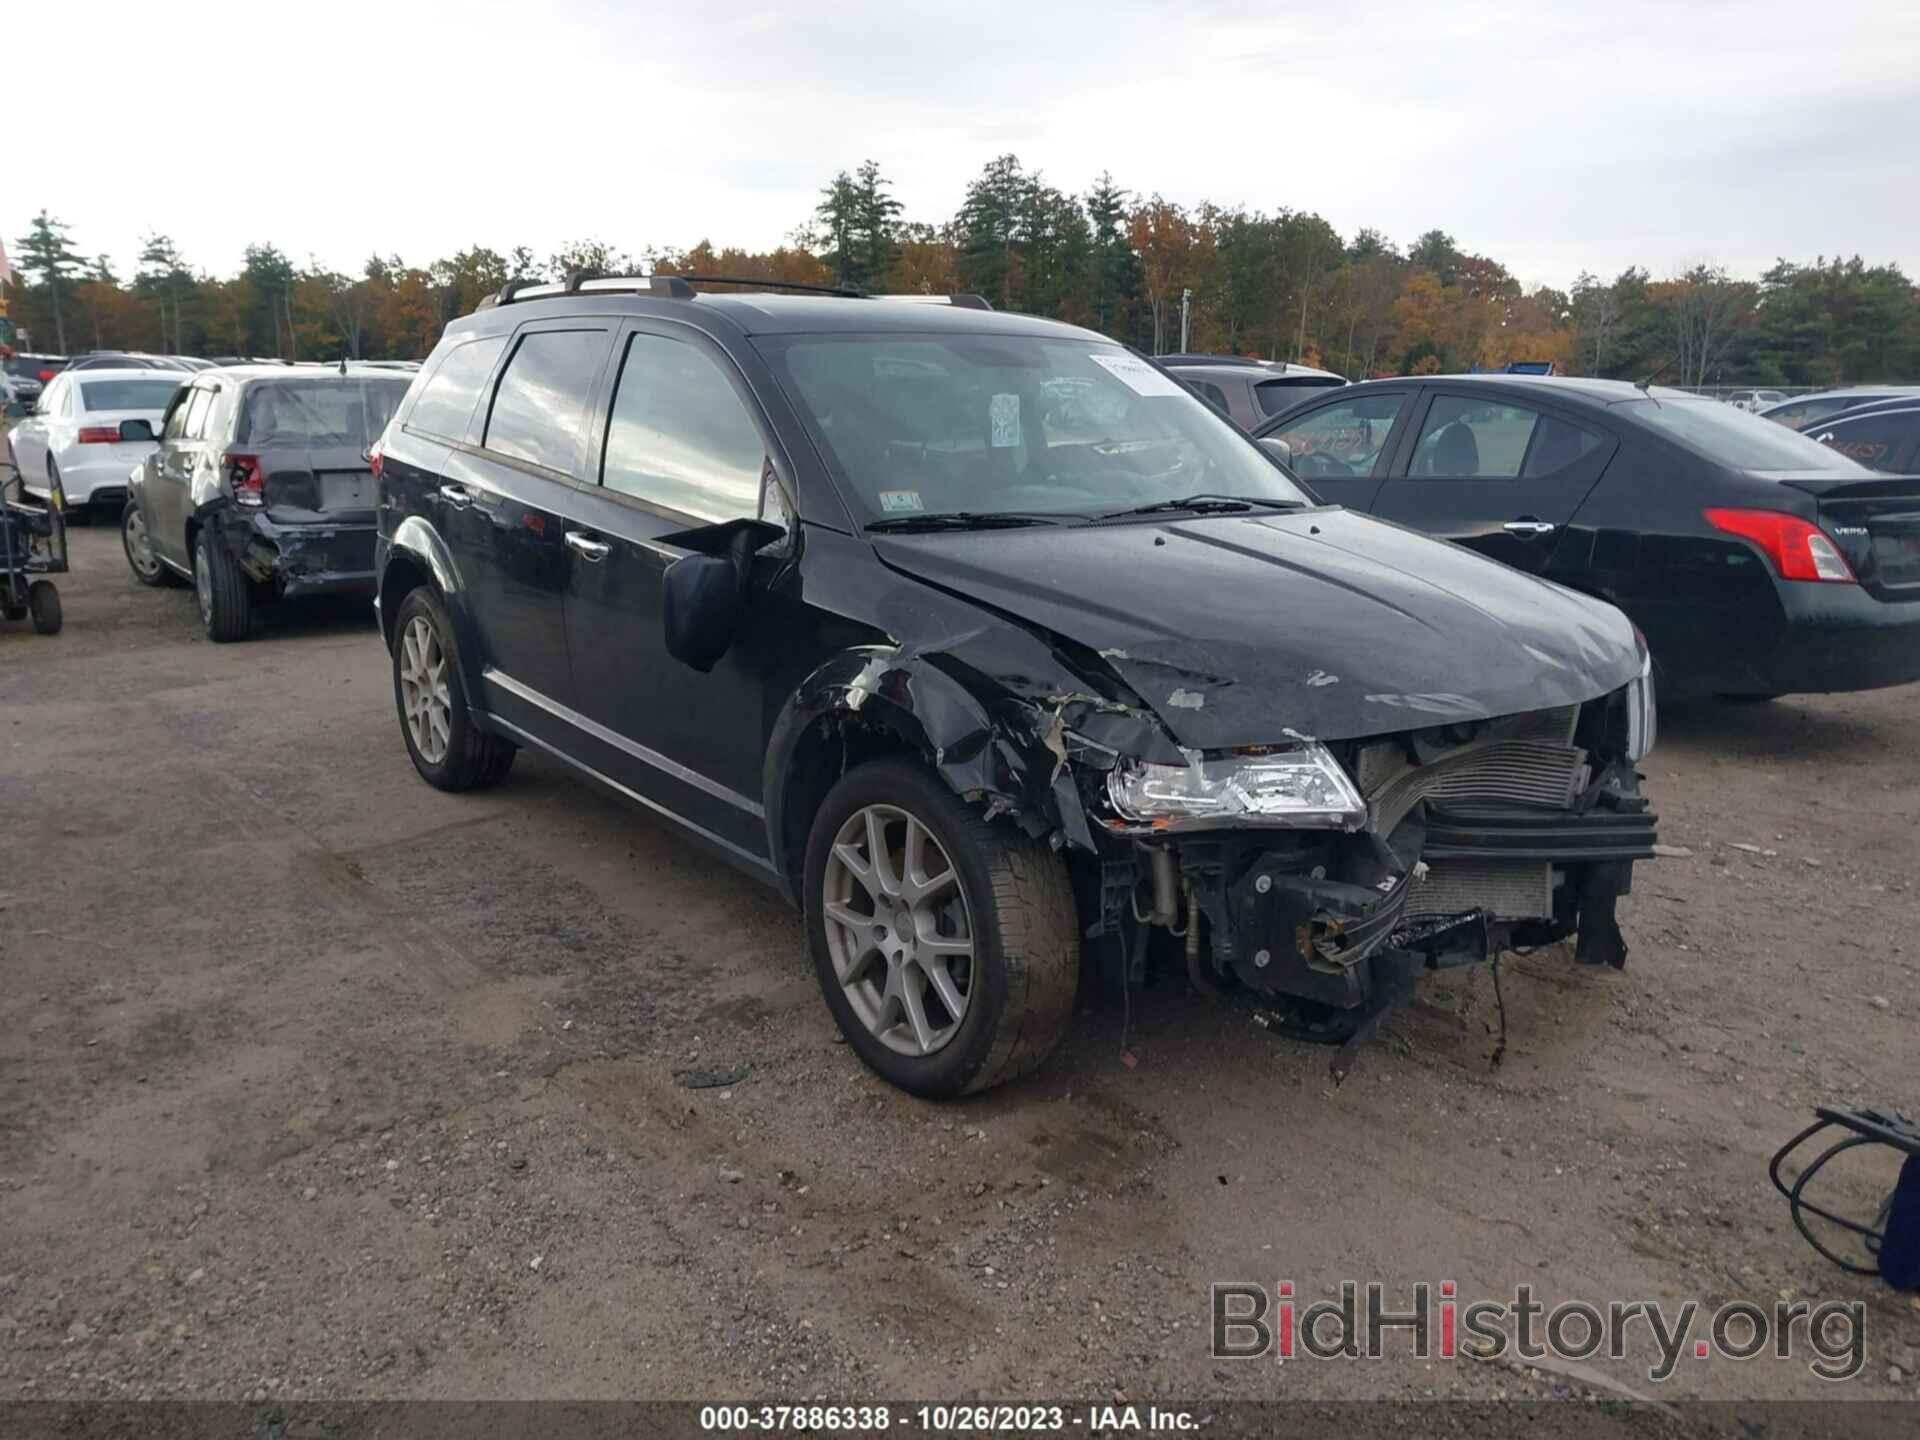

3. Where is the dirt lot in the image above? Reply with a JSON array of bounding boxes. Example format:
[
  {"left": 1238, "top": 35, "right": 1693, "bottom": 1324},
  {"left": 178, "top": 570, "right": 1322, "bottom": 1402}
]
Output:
[{"left": 1, "top": 523, "right": 1916, "bottom": 1408}]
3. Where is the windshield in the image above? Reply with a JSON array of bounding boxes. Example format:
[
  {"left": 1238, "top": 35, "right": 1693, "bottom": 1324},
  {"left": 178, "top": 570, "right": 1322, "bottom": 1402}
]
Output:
[
  {"left": 79, "top": 379, "right": 183, "bottom": 412},
  {"left": 1626, "top": 397, "right": 1872, "bottom": 473},
  {"left": 237, "top": 378, "right": 412, "bottom": 447},
  {"left": 757, "top": 334, "right": 1312, "bottom": 523}
]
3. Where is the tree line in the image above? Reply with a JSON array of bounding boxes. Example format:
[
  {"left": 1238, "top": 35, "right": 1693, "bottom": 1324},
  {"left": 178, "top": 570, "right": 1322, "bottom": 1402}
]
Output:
[{"left": 9, "top": 155, "right": 1919, "bottom": 386}]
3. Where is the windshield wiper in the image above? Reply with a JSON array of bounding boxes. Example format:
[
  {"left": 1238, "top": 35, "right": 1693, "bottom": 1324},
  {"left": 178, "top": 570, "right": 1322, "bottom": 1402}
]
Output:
[
  {"left": 1099, "top": 493, "right": 1309, "bottom": 520},
  {"left": 865, "top": 511, "right": 1071, "bottom": 533}
]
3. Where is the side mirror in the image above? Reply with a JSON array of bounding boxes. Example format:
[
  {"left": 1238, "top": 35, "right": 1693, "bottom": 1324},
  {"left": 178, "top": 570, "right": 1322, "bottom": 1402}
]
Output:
[
  {"left": 662, "top": 553, "right": 744, "bottom": 672},
  {"left": 1259, "top": 437, "right": 1293, "bottom": 465},
  {"left": 119, "top": 418, "right": 158, "bottom": 444},
  {"left": 659, "top": 515, "right": 787, "bottom": 672}
]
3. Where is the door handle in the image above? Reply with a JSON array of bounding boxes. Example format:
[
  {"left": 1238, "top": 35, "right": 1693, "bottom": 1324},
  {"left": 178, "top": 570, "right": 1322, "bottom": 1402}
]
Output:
[
  {"left": 565, "top": 531, "right": 612, "bottom": 561},
  {"left": 438, "top": 484, "right": 473, "bottom": 509},
  {"left": 1502, "top": 520, "right": 1557, "bottom": 537}
]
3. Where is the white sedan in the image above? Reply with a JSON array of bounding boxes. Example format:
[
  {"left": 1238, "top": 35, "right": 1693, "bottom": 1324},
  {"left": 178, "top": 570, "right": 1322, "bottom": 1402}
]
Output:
[{"left": 5, "top": 368, "right": 181, "bottom": 514}]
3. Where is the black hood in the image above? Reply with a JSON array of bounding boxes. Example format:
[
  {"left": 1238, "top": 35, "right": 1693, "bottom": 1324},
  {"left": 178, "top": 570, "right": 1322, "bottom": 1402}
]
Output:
[{"left": 871, "top": 508, "right": 1642, "bottom": 750}]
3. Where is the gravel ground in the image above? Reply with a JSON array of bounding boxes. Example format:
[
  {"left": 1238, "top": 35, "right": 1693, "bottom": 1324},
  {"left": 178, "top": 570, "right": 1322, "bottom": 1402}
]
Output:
[{"left": 0, "top": 523, "right": 1916, "bottom": 1408}]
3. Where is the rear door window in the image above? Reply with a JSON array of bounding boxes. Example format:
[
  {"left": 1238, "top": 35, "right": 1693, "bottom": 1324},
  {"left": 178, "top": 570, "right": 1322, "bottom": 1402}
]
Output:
[
  {"left": 601, "top": 333, "right": 767, "bottom": 522},
  {"left": 406, "top": 334, "right": 507, "bottom": 443},
  {"left": 1187, "top": 379, "right": 1230, "bottom": 415},
  {"left": 1409, "top": 396, "right": 1540, "bottom": 477},
  {"left": 181, "top": 388, "right": 215, "bottom": 440},
  {"left": 483, "top": 329, "right": 610, "bottom": 476}
]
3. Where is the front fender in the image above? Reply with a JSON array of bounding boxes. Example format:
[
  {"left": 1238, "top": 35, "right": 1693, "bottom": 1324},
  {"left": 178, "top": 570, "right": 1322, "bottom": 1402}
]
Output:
[{"left": 380, "top": 515, "right": 488, "bottom": 721}]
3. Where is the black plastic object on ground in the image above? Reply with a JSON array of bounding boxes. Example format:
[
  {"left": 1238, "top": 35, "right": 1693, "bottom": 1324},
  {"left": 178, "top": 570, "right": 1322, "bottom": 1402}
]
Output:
[{"left": 1769, "top": 1106, "right": 1920, "bottom": 1290}]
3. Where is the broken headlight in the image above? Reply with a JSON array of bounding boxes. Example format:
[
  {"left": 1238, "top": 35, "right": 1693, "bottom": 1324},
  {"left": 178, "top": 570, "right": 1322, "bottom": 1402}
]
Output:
[
  {"left": 1106, "top": 743, "right": 1366, "bottom": 827},
  {"left": 1625, "top": 648, "right": 1656, "bottom": 762}
]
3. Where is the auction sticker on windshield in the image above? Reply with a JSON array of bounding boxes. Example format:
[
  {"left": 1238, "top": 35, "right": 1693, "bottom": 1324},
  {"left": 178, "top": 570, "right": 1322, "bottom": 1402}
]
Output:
[
  {"left": 1089, "top": 352, "right": 1185, "bottom": 397},
  {"left": 878, "top": 490, "right": 925, "bottom": 513},
  {"left": 990, "top": 392, "right": 1021, "bottom": 447}
]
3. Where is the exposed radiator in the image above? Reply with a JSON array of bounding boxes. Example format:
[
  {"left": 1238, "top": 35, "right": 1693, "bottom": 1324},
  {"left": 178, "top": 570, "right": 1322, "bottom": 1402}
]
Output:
[
  {"left": 1356, "top": 707, "right": 1587, "bottom": 835},
  {"left": 1407, "top": 857, "right": 1555, "bottom": 920}
]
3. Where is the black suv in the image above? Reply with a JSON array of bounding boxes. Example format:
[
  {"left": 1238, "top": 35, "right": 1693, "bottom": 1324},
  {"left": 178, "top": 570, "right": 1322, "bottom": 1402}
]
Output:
[{"left": 373, "top": 277, "right": 1657, "bottom": 1098}]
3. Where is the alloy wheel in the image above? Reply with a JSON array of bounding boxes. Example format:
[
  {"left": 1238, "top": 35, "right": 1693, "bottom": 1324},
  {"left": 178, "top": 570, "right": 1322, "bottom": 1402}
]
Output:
[
  {"left": 821, "top": 803, "right": 975, "bottom": 1056},
  {"left": 399, "top": 614, "right": 453, "bottom": 764},
  {"left": 124, "top": 507, "right": 159, "bottom": 579}
]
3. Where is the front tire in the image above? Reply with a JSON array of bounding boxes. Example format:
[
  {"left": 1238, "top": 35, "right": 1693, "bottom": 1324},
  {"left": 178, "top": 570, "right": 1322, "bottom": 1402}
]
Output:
[
  {"left": 194, "top": 529, "right": 252, "bottom": 642},
  {"left": 803, "top": 758, "right": 1079, "bottom": 1098},
  {"left": 391, "top": 586, "right": 515, "bottom": 792}
]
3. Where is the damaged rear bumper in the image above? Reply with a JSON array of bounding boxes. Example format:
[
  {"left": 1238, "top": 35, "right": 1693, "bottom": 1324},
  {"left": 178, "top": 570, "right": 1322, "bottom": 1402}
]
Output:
[{"left": 221, "top": 512, "right": 378, "bottom": 600}]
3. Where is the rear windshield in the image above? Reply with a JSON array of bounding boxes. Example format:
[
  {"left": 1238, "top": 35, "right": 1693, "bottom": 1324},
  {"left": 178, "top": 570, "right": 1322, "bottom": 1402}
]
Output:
[
  {"left": 237, "top": 378, "right": 412, "bottom": 446},
  {"left": 1625, "top": 397, "right": 1871, "bottom": 473},
  {"left": 1255, "top": 376, "right": 1344, "bottom": 416},
  {"left": 79, "top": 379, "right": 183, "bottom": 412}
]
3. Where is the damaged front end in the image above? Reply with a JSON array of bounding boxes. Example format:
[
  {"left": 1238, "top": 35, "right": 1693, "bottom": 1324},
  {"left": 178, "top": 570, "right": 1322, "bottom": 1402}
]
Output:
[{"left": 1064, "top": 670, "right": 1658, "bottom": 1069}]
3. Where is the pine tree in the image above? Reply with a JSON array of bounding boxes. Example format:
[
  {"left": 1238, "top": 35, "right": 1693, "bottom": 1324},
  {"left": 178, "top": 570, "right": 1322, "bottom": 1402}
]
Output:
[
  {"left": 815, "top": 171, "right": 862, "bottom": 289},
  {"left": 957, "top": 155, "right": 1028, "bottom": 310},
  {"left": 14, "top": 211, "right": 84, "bottom": 353},
  {"left": 851, "top": 160, "right": 902, "bottom": 292},
  {"left": 1084, "top": 173, "right": 1137, "bottom": 337}
]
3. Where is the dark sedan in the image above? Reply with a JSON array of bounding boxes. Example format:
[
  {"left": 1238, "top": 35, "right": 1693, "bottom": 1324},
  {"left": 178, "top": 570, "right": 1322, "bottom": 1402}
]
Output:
[
  {"left": 1805, "top": 402, "right": 1920, "bottom": 474},
  {"left": 1253, "top": 375, "right": 1920, "bottom": 700}
]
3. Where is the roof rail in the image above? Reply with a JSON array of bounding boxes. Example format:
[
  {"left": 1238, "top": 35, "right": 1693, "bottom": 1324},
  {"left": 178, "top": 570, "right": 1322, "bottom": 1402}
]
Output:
[
  {"left": 679, "top": 274, "right": 868, "bottom": 298},
  {"left": 477, "top": 274, "right": 696, "bottom": 310}
]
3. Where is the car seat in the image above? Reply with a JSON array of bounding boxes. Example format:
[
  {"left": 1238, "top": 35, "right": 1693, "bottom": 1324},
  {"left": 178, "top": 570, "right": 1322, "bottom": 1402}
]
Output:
[{"left": 1419, "top": 421, "right": 1480, "bottom": 476}]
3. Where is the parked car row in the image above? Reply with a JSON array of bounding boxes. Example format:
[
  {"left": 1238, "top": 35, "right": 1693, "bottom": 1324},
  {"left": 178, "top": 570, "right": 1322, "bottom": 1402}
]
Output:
[{"left": 1251, "top": 376, "right": 1920, "bottom": 702}]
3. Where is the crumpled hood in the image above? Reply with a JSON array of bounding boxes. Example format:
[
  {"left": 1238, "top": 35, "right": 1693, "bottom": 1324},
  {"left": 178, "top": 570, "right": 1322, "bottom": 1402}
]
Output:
[{"left": 871, "top": 508, "right": 1642, "bottom": 749}]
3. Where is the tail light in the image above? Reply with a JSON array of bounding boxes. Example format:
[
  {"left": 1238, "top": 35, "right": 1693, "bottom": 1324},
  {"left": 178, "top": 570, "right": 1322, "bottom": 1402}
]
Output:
[
  {"left": 224, "top": 452, "right": 265, "bottom": 507},
  {"left": 38, "top": 368, "right": 56, "bottom": 382},
  {"left": 76, "top": 426, "right": 121, "bottom": 444},
  {"left": 1703, "top": 507, "right": 1855, "bottom": 583},
  {"left": 367, "top": 441, "right": 384, "bottom": 483}
]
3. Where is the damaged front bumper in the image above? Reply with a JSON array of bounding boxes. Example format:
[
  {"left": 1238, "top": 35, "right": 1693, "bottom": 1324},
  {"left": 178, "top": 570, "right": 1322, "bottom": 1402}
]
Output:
[{"left": 1077, "top": 689, "right": 1658, "bottom": 1031}]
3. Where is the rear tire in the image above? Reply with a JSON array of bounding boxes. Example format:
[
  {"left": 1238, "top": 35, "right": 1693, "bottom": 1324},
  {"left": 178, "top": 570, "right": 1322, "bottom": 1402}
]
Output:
[
  {"left": 28, "top": 581, "right": 61, "bottom": 635},
  {"left": 803, "top": 758, "right": 1079, "bottom": 1098},
  {"left": 391, "top": 586, "right": 516, "bottom": 792},
  {"left": 195, "top": 528, "right": 252, "bottom": 642},
  {"left": 123, "top": 501, "right": 172, "bottom": 587}
]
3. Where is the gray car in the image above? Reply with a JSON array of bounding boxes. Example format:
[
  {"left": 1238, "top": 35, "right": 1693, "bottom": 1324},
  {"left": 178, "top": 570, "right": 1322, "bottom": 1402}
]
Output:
[
  {"left": 1157, "top": 354, "right": 1345, "bottom": 430},
  {"left": 121, "top": 365, "right": 411, "bottom": 641}
]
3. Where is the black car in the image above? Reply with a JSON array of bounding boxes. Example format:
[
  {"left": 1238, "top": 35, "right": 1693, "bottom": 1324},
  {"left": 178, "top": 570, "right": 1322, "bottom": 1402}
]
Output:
[
  {"left": 1804, "top": 402, "right": 1920, "bottom": 474},
  {"left": 1157, "top": 354, "right": 1344, "bottom": 431},
  {"left": 1758, "top": 387, "right": 1920, "bottom": 430},
  {"left": 1253, "top": 376, "right": 1920, "bottom": 701},
  {"left": 372, "top": 277, "right": 1656, "bottom": 1098},
  {"left": 122, "top": 365, "right": 411, "bottom": 640}
]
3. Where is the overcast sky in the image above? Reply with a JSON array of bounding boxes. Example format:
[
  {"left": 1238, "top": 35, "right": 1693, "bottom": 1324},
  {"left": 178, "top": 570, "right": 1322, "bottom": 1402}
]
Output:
[{"left": 8, "top": 0, "right": 1918, "bottom": 292}]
